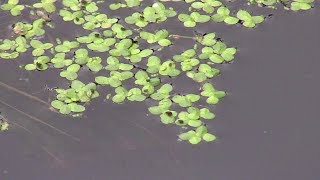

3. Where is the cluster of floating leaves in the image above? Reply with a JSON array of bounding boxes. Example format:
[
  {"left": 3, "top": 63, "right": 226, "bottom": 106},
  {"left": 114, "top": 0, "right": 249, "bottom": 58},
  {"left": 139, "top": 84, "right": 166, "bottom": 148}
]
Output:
[
  {"left": 0, "top": 113, "right": 9, "bottom": 131},
  {"left": 0, "top": 0, "right": 315, "bottom": 144},
  {"left": 0, "top": 120, "right": 9, "bottom": 131},
  {"left": 248, "top": 0, "right": 314, "bottom": 10}
]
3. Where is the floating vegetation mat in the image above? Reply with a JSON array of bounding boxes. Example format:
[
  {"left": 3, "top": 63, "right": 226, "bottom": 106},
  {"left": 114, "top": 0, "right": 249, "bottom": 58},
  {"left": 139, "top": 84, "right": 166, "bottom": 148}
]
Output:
[{"left": 0, "top": 0, "right": 316, "bottom": 144}]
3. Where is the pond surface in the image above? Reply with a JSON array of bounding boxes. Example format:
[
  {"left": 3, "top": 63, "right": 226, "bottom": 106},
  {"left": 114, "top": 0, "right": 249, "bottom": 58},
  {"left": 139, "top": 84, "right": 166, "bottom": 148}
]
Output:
[{"left": 1, "top": 1, "right": 320, "bottom": 180}]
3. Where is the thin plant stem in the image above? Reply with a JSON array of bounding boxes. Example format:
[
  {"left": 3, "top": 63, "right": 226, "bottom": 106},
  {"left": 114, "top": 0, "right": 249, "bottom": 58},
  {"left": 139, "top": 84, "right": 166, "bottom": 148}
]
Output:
[
  {"left": 0, "top": 99, "right": 80, "bottom": 142},
  {"left": 169, "top": 34, "right": 196, "bottom": 40},
  {"left": 0, "top": 81, "right": 57, "bottom": 113}
]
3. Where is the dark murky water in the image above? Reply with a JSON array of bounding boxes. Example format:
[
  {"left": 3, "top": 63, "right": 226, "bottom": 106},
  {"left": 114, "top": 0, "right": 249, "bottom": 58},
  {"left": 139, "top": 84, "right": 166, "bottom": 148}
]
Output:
[{"left": 1, "top": 1, "right": 320, "bottom": 180}]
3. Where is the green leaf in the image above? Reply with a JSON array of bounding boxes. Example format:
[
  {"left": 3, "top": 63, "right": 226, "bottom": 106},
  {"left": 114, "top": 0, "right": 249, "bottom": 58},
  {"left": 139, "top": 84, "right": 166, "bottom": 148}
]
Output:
[
  {"left": 25, "top": 64, "right": 37, "bottom": 71},
  {"left": 179, "top": 131, "right": 194, "bottom": 140},
  {"left": 51, "top": 100, "right": 64, "bottom": 109},
  {"left": 71, "top": 80, "right": 85, "bottom": 90},
  {"left": 200, "top": 108, "right": 215, "bottom": 119},
  {"left": 67, "top": 64, "right": 80, "bottom": 72},
  {"left": 202, "top": 133, "right": 217, "bottom": 142},
  {"left": 224, "top": 16, "right": 239, "bottom": 25},
  {"left": 59, "top": 104, "right": 71, "bottom": 114},
  {"left": 86, "top": 3, "right": 98, "bottom": 12},
  {"left": 158, "top": 39, "right": 171, "bottom": 46},
  {"left": 95, "top": 76, "right": 109, "bottom": 85},
  {"left": 184, "top": 20, "right": 196, "bottom": 27},
  {"left": 196, "top": 126, "right": 208, "bottom": 136},
  {"left": 68, "top": 103, "right": 85, "bottom": 113},
  {"left": 188, "top": 120, "right": 202, "bottom": 127},
  {"left": 109, "top": 3, "right": 124, "bottom": 10},
  {"left": 32, "top": 48, "right": 45, "bottom": 56},
  {"left": 189, "top": 136, "right": 201, "bottom": 144},
  {"left": 236, "top": 10, "right": 251, "bottom": 21}
]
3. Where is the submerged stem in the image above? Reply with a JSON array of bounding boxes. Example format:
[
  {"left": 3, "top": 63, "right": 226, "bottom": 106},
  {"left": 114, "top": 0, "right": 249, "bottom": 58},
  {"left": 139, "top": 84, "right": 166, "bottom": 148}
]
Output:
[
  {"left": 0, "top": 81, "right": 57, "bottom": 113},
  {"left": 0, "top": 99, "right": 80, "bottom": 142},
  {"left": 169, "top": 34, "right": 196, "bottom": 40}
]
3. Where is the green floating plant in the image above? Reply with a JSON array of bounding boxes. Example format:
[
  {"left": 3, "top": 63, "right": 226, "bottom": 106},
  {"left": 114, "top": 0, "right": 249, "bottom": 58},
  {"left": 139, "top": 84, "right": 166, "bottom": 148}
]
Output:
[
  {"left": 25, "top": 56, "right": 50, "bottom": 71},
  {"left": 50, "top": 53, "right": 73, "bottom": 68},
  {"left": 186, "top": 64, "right": 220, "bottom": 82},
  {"left": 33, "top": 0, "right": 57, "bottom": 13},
  {"left": 211, "top": 6, "right": 239, "bottom": 25},
  {"left": 290, "top": 0, "right": 314, "bottom": 11},
  {"left": 110, "top": 24, "right": 133, "bottom": 39},
  {"left": 54, "top": 40, "right": 80, "bottom": 53},
  {"left": 60, "top": 64, "right": 81, "bottom": 80},
  {"left": 248, "top": 0, "right": 314, "bottom": 11},
  {"left": 201, "top": 83, "right": 226, "bottom": 104},
  {"left": 95, "top": 70, "right": 134, "bottom": 88},
  {"left": 13, "top": 22, "right": 32, "bottom": 35},
  {"left": 146, "top": 56, "right": 161, "bottom": 74},
  {"left": 196, "top": 33, "right": 217, "bottom": 46},
  {"left": 12, "top": 19, "right": 46, "bottom": 38},
  {"left": 188, "top": 0, "right": 223, "bottom": 13},
  {"left": 82, "top": 14, "right": 118, "bottom": 30},
  {"left": 109, "top": 39, "right": 153, "bottom": 63},
  {"left": 176, "top": 107, "right": 215, "bottom": 127},
  {"left": 127, "top": 88, "right": 146, "bottom": 101},
  {"left": 248, "top": 0, "right": 280, "bottom": 8},
  {"left": 150, "top": 84, "right": 173, "bottom": 101},
  {"left": 199, "top": 40, "right": 237, "bottom": 63},
  {"left": 61, "top": 0, "right": 82, "bottom": 11},
  {"left": 51, "top": 80, "right": 99, "bottom": 114},
  {"left": 62, "top": 0, "right": 99, "bottom": 13},
  {"left": 159, "top": 60, "right": 181, "bottom": 77},
  {"left": 111, "top": 86, "right": 128, "bottom": 103},
  {"left": 1, "top": 0, "right": 25, "bottom": 16},
  {"left": 172, "top": 94, "right": 200, "bottom": 107},
  {"left": 236, "top": 10, "right": 265, "bottom": 28},
  {"left": 173, "top": 48, "right": 199, "bottom": 71},
  {"left": 1, "top": 0, "right": 313, "bottom": 144},
  {"left": 105, "top": 56, "right": 134, "bottom": 71},
  {"left": 0, "top": 120, "right": 9, "bottom": 132},
  {"left": 160, "top": 110, "right": 177, "bottom": 124},
  {"left": 178, "top": 12, "right": 211, "bottom": 27},
  {"left": 140, "top": 29, "right": 172, "bottom": 47},
  {"left": 148, "top": 98, "right": 173, "bottom": 115},
  {"left": 109, "top": 0, "right": 142, "bottom": 10},
  {"left": 30, "top": 40, "right": 53, "bottom": 57},
  {"left": 125, "top": 2, "right": 177, "bottom": 27},
  {"left": 0, "top": 36, "right": 30, "bottom": 59},
  {"left": 179, "top": 126, "right": 216, "bottom": 144}
]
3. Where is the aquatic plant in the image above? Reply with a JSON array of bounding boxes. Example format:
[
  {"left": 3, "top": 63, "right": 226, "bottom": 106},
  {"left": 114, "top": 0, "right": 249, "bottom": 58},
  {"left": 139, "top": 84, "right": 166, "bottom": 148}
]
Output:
[{"left": 0, "top": 0, "right": 315, "bottom": 144}]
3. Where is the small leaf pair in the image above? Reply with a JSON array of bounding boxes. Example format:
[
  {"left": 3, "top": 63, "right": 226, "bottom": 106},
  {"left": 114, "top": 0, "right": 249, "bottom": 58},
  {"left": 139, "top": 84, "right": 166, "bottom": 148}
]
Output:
[
  {"left": 0, "top": 0, "right": 25, "bottom": 16},
  {"left": 30, "top": 40, "right": 53, "bottom": 57},
  {"left": 159, "top": 60, "right": 181, "bottom": 77},
  {"left": 211, "top": 6, "right": 239, "bottom": 25},
  {"left": 173, "top": 49, "right": 199, "bottom": 71},
  {"left": 236, "top": 10, "right": 264, "bottom": 28},
  {"left": 201, "top": 83, "right": 226, "bottom": 104},
  {"left": 177, "top": 107, "right": 215, "bottom": 127},
  {"left": 109, "top": 0, "right": 142, "bottom": 10},
  {"left": 178, "top": 12, "right": 211, "bottom": 27},
  {"left": 140, "top": 29, "right": 172, "bottom": 47},
  {"left": 291, "top": 0, "right": 314, "bottom": 11},
  {"left": 172, "top": 94, "right": 200, "bottom": 107},
  {"left": 179, "top": 126, "right": 217, "bottom": 144},
  {"left": 60, "top": 64, "right": 81, "bottom": 80},
  {"left": 25, "top": 56, "right": 50, "bottom": 71},
  {"left": 190, "top": 0, "right": 223, "bottom": 13},
  {"left": 186, "top": 64, "right": 220, "bottom": 82},
  {"left": 33, "top": 0, "right": 57, "bottom": 13}
]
